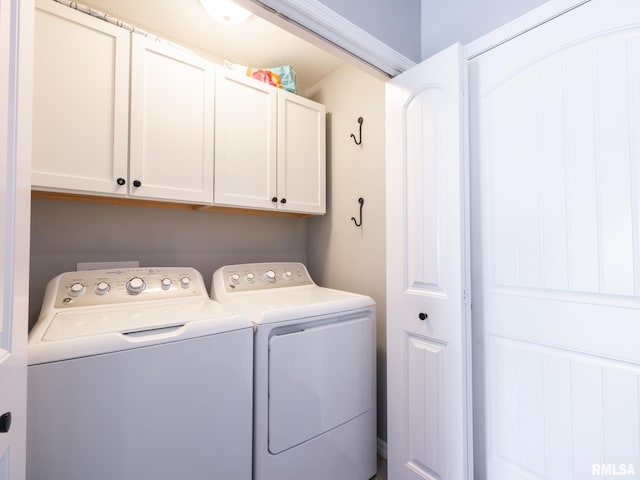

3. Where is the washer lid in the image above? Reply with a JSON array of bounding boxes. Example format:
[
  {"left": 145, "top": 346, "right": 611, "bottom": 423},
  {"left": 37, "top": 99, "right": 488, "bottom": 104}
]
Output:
[{"left": 34, "top": 299, "right": 241, "bottom": 342}]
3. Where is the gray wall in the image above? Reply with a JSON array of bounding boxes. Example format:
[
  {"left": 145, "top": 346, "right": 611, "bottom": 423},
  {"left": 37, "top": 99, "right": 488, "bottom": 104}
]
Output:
[
  {"left": 29, "top": 199, "right": 307, "bottom": 327},
  {"left": 318, "top": 0, "right": 421, "bottom": 62},
  {"left": 421, "top": 0, "right": 547, "bottom": 59}
]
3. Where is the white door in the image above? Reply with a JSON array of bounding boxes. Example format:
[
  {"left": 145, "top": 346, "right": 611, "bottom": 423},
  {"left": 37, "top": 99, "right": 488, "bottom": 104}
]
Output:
[
  {"left": 129, "top": 35, "right": 214, "bottom": 204},
  {"left": 470, "top": 1, "right": 640, "bottom": 478},
  {"left": 0, "top": 0, "right": 31, "bottom": 478},
  {"left": 31, "top": 0, "right": 130, "bottom": 196},
  {"left": 277, "top": 91, "right": 326, "bottom": 214},
  {"left": 214, "top": 69, "right": 277, "bottom": 210},
  {"left": 386, "top": 43, "right": 472, "bottom": 480}
]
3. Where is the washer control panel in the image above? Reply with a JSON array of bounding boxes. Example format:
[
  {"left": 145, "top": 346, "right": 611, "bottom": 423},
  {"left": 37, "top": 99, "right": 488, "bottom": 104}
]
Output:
[
  {"left": 217, "top": 262, "right": 314, "bottom": 292},
  {"left": 52, "top": 267, "right": 205, "bottom": 308}
]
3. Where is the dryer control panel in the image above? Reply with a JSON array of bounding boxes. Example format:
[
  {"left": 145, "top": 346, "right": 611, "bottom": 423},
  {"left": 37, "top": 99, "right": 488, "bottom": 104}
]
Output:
[
  {"left": 214, "top": 262, "right": 314, "bottom": 293},
  {"left": 49, "top": 267, "right": 206, "bottom": 308}
]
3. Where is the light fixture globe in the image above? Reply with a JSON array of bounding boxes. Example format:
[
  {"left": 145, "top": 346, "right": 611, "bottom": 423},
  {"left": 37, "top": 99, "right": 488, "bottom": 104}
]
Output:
[{"left": 200, "top": 0, "right": 253, "bottom": 25}]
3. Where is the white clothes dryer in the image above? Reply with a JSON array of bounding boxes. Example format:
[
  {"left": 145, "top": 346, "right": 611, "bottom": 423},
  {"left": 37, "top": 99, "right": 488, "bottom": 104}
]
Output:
[
  {"left": 27, "top": 267, "right": 253, "bottom": 480},
  {"left": 212, "top": 262, "right": 377, "bottom": 480}
]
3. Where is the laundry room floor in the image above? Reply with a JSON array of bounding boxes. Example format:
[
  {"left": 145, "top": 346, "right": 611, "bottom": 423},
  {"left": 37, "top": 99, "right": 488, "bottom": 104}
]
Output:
[{"left": 376, "top": 455, "right": 388, "bottom": 479}]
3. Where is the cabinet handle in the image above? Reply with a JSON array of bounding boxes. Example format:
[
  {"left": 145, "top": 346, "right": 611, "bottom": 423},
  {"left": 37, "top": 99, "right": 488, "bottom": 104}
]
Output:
[
  {"left": 116, "top": 177, "right": 126, "bottom": 186},
  {"left": 280, "top": 198, "right": 287, "bottom": 204},
  {"left": 0, "top": 412, "right": 11, "bottom": 433},
  {"left": 418, "top": 312, "right": 428, "bottom": 321},
  {"left": 133, "top": 180, "right": 142, "bottom": 188},
  {"left": 271, "top": 197, "right": 278, "bottom": 203}
]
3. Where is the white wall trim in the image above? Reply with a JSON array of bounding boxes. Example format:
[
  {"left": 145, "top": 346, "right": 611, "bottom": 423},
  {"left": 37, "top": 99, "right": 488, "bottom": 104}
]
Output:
[
  {"left": 465, "top": 0, "right": 591, "bottom": 59},
  {"left": 249, "top": 0, "right": 415, "bottom": 76}
]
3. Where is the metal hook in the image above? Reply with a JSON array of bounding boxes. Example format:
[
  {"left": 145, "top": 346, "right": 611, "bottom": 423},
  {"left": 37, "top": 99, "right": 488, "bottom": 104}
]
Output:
[
  {"left": 351, "top": 197, "right": 364, "bottom": 227},
  {"left": 350, "top": 117, "right": 363, "bottom": 146}
]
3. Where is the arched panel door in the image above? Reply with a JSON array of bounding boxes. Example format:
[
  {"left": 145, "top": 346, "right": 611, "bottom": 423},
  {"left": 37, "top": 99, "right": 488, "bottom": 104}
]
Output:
[{"left": 386, "top": 43, "right": 472, "bottom": 480}]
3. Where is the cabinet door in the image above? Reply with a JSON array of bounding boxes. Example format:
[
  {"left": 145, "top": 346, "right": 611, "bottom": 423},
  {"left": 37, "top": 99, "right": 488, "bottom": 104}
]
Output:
[
  {"left": 32, "top": 0, "right": 129, "bottom": 196},
  {"left": 129, "top": 35, "right": 214, "bottom": 204},
  {"left": 277, "top": 91, "right": 326, "bottom": 214},
  {"left": 214, "top": 69, "right": 277, "bottom": 210}
]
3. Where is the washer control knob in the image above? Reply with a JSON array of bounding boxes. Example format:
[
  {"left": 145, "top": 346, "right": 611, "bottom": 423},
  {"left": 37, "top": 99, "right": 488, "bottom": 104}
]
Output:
[
  {"left": 95, "top": 282, "right": 110, "bottom": 295},
  {"left": 283, "top": 271, "right": 293, "bottom": 280},
  {"left": 69, "top": 283, "right": 85, "bottom": 297},
  {"left": 180, "top": 277, "right": 191, "bottom": 289},
  {"left": 161, "top": 278, "right": 172, "bottom": 290},
  {"left": 264, "top": 270, "right": 276, "bottom": 283},
  {"left": 126, "top": 277, "right": 146, "bottom": 294},
  {"left": 230, "top": 274, "right": 241, "bottom": 285},
  {"left": 245, "top": 273, "right": 255, "bottom": 283}
]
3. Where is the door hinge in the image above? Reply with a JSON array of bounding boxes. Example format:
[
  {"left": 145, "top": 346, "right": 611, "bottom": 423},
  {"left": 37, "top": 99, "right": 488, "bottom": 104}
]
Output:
[{"left": 463, "top": 289, "right": 471, "bottom": 305}]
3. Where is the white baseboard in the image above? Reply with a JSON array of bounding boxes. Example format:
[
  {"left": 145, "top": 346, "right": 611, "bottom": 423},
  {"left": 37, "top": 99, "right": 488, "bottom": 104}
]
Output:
[{"left": 377, "top": 437, "right": 388, "bottom": 459}]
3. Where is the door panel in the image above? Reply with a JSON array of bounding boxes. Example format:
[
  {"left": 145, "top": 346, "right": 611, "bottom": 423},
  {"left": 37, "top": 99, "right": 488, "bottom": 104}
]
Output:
[
  {"left": 470, "top": 1, "right": 640, "bottom": 478},
  {"left": 386, "top": 43, "right": 472, "bottom": 480},
  {"left": 31, "top": 0, "right": 129, "bottom": 195},
  {"left": 129, "top": 35, "right": 214, "bottom": 203},
  {"left": 214, "top": 70, "right": 277, "bottom": 210}
]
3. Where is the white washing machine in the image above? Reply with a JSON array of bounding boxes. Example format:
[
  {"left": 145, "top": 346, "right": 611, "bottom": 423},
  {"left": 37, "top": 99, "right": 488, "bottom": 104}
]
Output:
[
  {"left": 27, "top": 267, "right": 253, "bottom": 480},
  {"left": 211, "top": 262, "right": 377, "bottom": 480}
]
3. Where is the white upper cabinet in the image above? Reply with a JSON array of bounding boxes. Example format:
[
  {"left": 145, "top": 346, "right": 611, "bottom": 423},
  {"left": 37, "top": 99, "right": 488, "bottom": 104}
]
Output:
[
  {"left": 32, "top": 1, "right": 324, "bottom": 213},
  {"left": 215, "top": 69, "right": 326, "bottom": 214},
  {"left": 214, "top": 69, "right": 278, "bottom": 210},
  {"left": 129, "top": 35, "right": 214, "bottom": 204},
  {"left": 277, "top": 91, "right": 326, "bottom": 214},
  {"left": 32, "top": 0, "right": 214, "bottom": 205},
  {"left": 32, "top": 0, "right": 130, "bottom": 196}
]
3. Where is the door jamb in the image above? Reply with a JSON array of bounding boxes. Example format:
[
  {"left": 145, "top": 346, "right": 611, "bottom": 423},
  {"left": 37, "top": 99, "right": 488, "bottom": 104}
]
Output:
[{"left": 465, "top": 0, "right": 591, "bottom": 59}]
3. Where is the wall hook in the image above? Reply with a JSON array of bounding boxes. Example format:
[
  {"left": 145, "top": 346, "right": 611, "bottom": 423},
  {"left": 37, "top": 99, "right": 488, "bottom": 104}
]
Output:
[
  {"left": 350, "top": 117, "right": 363, "bottom": 146},
  {"left": 351, "top": 197, "right": 364, "bottom": 227}
]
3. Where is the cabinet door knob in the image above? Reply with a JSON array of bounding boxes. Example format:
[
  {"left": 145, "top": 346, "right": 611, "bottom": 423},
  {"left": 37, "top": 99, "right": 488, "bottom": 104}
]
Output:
[
  {"left": 116, "top": 177, "right": 126, "bottom": 186},
  {"left": 0, "top": 412, "right": 11, "bottom": 433},
  {"left": 418, "top": 312, "right": 428, "bottom": 321},
  {"left": 271, "top": 197, "right": 278, "bottom": 203},
  {"left": 132, "top": 180, "right": 142, "bottom": 188},
  {"left": 280, "top": 198, "right": 287, "bottom": 204}
]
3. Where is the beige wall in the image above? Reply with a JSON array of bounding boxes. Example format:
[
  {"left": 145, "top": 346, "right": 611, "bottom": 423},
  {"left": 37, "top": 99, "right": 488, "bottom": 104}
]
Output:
[{"left": 305, "top": 63, "right": 388, "bottom": 443}]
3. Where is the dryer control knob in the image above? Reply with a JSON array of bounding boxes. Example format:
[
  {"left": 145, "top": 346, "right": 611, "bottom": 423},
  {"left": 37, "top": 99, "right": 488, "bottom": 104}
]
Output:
[
  {"left": 161, "top": 278, "right": 172, "bottom": 290},
  {"left": 283, "top": 271, "right": 293, "bottom": 280},
  {"left": 126, "top": 277, "right": 146, "bottom": 294},
  {"left": 95, "top": 282, "right": 110, "bottom": 295},
  {"left": 230, "top": 274, "right": 241, "bottom": 285},
  {"left": 180, "top": 277, "right": 191, "bottom": 289},
  {"left": 69, "top": 283, "right": 85, "bottom": 297},
  {"left": 264, "top": 270, "right": 276, "bottom": 283},
  {"left": 245, "top": 273, "right": 255, "bottom": 283}
]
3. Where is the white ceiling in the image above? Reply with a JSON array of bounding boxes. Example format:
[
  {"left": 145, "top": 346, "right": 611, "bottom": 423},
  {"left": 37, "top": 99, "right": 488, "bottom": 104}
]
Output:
[{"left": 79, "top": 0, "right": 345, "bottom": 93}]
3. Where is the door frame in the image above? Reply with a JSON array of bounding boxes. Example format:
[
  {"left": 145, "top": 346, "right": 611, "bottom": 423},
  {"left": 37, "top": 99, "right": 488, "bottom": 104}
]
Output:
[
  {"left": 0, "top": 0, "right": 33, "bottom": 478},
  {"left": 465, "top": 0, "right": 590, "bottom": 59}
]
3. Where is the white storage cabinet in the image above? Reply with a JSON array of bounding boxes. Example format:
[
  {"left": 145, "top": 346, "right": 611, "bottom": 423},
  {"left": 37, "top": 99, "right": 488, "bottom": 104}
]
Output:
[
  {"left": 32, "top": 0, "right": 130, "bottom": 196},
  {"left": 32, "top": 0, "right": 214, "bottom": 204},
  {"left": 129, "top": 35, "right": 214, "bottom": 204},
  {"left": 214, "top": 69, "right": 326, "bottom": 214}
]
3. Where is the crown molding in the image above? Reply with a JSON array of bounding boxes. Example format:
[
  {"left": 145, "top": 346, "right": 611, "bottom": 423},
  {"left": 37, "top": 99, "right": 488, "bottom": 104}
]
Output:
[{"left": 250, "top": 0, "right": 416, "bottom": 76}]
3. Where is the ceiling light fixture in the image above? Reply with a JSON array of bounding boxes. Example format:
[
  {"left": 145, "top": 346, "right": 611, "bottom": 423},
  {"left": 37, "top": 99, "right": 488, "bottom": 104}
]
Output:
[{"left": 199, "top": 0, "right": 253, "bottom": 25}]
